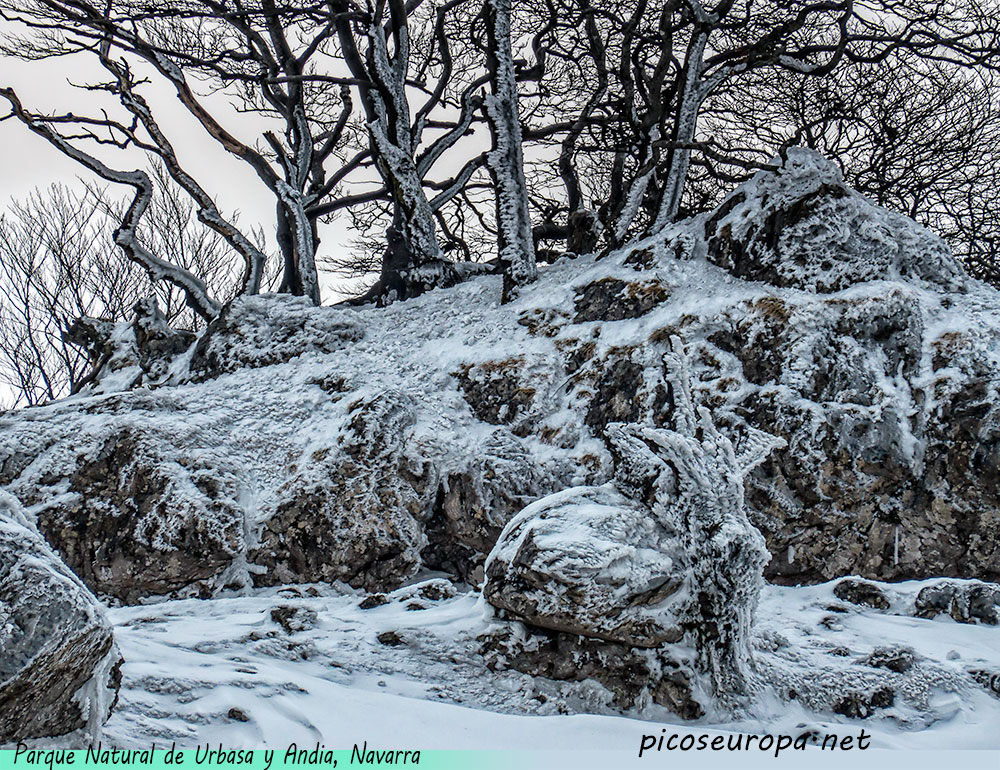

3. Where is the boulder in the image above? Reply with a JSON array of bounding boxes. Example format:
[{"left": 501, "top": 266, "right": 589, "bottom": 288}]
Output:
[
  {"left": 913, "top": 580, "right": 1000, "bottom": 624},
  {"left": 484, "top": 340, "right": 783, "bottom": 708},
  {"left": 833, "top": 579, "right": 891, "bottom": 610},
  {"left": 32, "top": 426, "right": 246, "bottom": 604},
  {"left": 250, "top": 391, "right": 427, "bottom": 592},
  {"left": 0, "top": 492, "right": 121, "bottom": 742},
  {"left": 704, "top": 148, "right": 967, "bottom": 293},
  {"left": 484, "top": 484, "right": 687, "bottom": 648},
  {"left": 189, "top": 294, "right": 364, "bottom": 380}
]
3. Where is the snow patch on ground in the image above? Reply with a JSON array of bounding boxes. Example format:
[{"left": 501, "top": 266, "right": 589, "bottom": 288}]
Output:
[{"left": 12, "top": 579, "right": 985, "bottom": 752}]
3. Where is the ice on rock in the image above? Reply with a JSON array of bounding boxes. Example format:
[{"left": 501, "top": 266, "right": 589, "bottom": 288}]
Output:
[
  {"left": 484, "top": 484, "right": 689, "bottom": 648},
  {"left": 484, "top": 339, "right": 784, "bottom": 702},
  {"left": 704, "top": 148, "right": 968, "bottom": 293},
  {"left": 0, "top": 491, "right": 121, "bottom": 742}
]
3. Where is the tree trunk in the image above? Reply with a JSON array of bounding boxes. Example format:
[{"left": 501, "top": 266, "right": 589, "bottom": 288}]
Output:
[
  {"left": 483, "top": 0, "right": 538, "bottom": 303},
  {"left": 651, "top": 31, "right": 709, "bottom": 232}
]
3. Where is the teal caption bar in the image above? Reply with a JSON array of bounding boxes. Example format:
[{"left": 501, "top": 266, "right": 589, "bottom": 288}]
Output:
[{"left": 0, "top": 748, "right": 507, "bottom": 770}]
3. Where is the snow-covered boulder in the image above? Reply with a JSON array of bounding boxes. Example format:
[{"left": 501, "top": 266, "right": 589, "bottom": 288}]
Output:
[
  {"left": 189, "top": 294, "right": 364, "bottom": 379},
  {"left": 0, "top": 491, "right": 121, "bottom": 742},
  {"left": 704, "top": 148, "right": 967, "bottom": 293},
  {"left": 913, "top": 580, "right": 1000, "bottom": 625},
  {"left": 484, "top": 341, "right": 783, "bottom": 705},
  {"left": 250, "top": 390, "right": 427, "bottom": 591},
  {"left": 28, "top": 425, "right": 248, "bottom": 603},
  {"left": 484, "top": 484, "right": 687, "bottom": 648}
]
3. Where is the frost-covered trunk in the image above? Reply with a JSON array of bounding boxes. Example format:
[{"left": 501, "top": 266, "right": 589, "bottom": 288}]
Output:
[
  {"left": 336, "top": 5, "right": 448, "bottom": 301},
  {"left": 606, "top": 339, "right": 782, "bottom": 701},
  {"left": 652, "top": 31, "right": 709, "bottom": 232},
  {"left": 483, "top": 0, "right": 538, "bottom": 303},
  {"left": 609, "top": 126, "right": 661, "bottom": 247},
  {"left": 372, "top": 126, "right": 444, "bottom": 269},
  {"left": 274, "top": 97, "right": 322, "bottom": 305},
  {"left": 276, "top": 195, "right": 321, "bottom": 305},
  {"left": 0, "top": 88, "right": 223, "bottom": 321}
]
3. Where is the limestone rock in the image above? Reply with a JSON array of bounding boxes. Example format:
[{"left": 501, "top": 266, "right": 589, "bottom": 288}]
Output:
[
  {"left": 0, "top": 492, "right": 121, "bottom": 742},
  {"left": 190, "top": 294, "right": 364, "bottom": 380},
  {"left": 913, "top": 580, "right": 1000, "bottom": 625},
  {"left": 705, "top": 148, "right": 967, "bottom": 294},
  {"left": 833, "top": 579, "right": 891, "bottom": 610},
  {"left": 479, "top": 624, "right": 703, "bottom": 718},
  {"left": 250, "top": 390, "right": 427, "bottom": 592},
  {"left": 32, "top": 427, "right": 246, "bottom": 603},
  {"left": 484, "top": 484, "right": 687, "bottom": 647}
]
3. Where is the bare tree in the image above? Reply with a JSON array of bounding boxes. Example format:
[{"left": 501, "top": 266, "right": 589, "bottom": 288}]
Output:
[
  {"left": 4, "top": 0, "right": 1000, "bottom": 320},
  {"left": 0, "top": 174, "right": 253, "bottom": 406},
  {"left": 0, "top": 0, "right": 359, "bottom": 310},
  {"left": 513, "top": 0, "right": 1000, "bottom": 256},
  {"left": 481, "top": 0, "right": 537, "bottom": 301}
]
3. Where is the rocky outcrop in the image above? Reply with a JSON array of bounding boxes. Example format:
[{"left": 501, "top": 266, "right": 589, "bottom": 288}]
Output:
[
  {"left": 0, "top": 492, "right": 121, "bottom": 742},
  {"left": 479, "top": 624, "right": 704, "bottom": 718},
  {"left": 30, "top": 427, "right": 246, "bottom": 603},
  {"left": 3, "top": 149, "right": 998, "bottom": 604},
  {"left": 189, "top": 294, "right": 364, "bottom": 380},
  {"left": 250, "top": 390, "right": 427, "bottom": 592},
  {"left": 484, "top": 485, "right": 687, "bottom": 648},
  {"left": 704, "top": 148, "right": 967, "bottom": 293}
]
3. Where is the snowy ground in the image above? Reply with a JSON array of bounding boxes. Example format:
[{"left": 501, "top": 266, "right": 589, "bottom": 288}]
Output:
[{"left": 54, "top": 577, "right": 997, "bottom": 768}]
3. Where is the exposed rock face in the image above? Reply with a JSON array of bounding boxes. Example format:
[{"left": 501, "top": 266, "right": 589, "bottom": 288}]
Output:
[
  {"left": 250, "top": 391, "right": 427, "bottom": 592},
  {"left": 62, "top": 316, "right": 141, "bottom": 395},
  {"left": 3, "top": 148, "right": 998, "bottom": 605},
  {"left": 132, "top": 297, "right": 197, "bottom": 382},
  {"left": 421, "top": 432, "right": 562, "bottom": 581},
  {"left": 833, "top": 579, "right": 891, "bottom": 610},
  {"left": 711, "top": 286, "right": 1000, "bottom": 584},
  {"left": 479, "top": 624, "right": 704, "bottom": 718},
  {"left": 483, "top": 341, "right": 783, "bottom": 712},
  {"left": 573, "top": 278, "right": 670, "bottom": 323},
  {"left": 31, "top": 427, "right": 246, "bottom": 604},
  {"left": 704, "top": 148, "right": 967, "bottom": 293},
  {"left": 913, "top": 581, "right": 1000, "bottom": 625},
  {"left": 0, "top": 492, "right": 121, "bottom": 742}
]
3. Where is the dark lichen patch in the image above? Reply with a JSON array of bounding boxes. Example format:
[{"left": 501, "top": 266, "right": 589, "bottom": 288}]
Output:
[
  {"left": 453, "top": 359, "right": 537, "bottom": 426},
  {"left": 518, "top": 308, "right": 571, "bottom": 337},
  {"left": 573, "top": 278, "right": 670, "bottom": 323}
]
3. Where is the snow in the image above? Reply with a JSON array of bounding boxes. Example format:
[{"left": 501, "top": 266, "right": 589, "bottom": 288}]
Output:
[
  {"left": 2, "top": 149, "right": 999, "bottom": 759},
  {"left": 4, "top": 578, "right": 994, "bottom": 765}
]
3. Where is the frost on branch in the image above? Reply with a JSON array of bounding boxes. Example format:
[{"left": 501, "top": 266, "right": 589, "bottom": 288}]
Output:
[{"left": 484, "top": 338, "right": 784, "bottom": 706}]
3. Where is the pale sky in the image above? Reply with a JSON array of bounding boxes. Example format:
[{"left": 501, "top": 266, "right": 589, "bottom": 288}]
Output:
[{"left": 0, "top": 52, "right": 356, "bottom": 298}]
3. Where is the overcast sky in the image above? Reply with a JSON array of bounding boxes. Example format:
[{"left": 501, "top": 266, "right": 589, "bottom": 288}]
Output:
[{"left": 0, "top": 51, "right": 356, "bottom": 295}]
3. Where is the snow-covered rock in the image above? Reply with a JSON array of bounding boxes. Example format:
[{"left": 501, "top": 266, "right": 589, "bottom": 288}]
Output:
[
  {"left": 484, "top": 484, "right": 688, "bottom": 648},
  {"left": 2, "top": 149, "right": 998, "bottom": 604},
  {"left": 704, "top": 148, "right": 967, "bottom": 293},
  {"left": 189, "top": 294, "right": 365, "bottom": 380},
  {"left": 0, "top": 491, "right": 121, "bottom": 742},
  {"left": 913, "top": 580, "right": 1000, "bottom": 625},
  {"left": 484, "top": 341, "right": 782, "bottom": 709}
]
